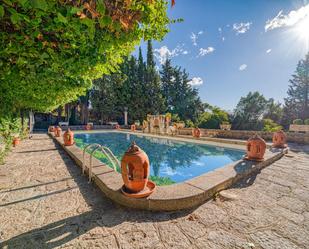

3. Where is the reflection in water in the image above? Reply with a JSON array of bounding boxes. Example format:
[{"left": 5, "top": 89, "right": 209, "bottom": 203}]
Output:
[{"left": 75, "top": 132, "right": 244, "bottom": 184}]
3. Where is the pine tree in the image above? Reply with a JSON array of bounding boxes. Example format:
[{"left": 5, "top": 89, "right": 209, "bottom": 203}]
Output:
[
  {"left": 147, "top": 40, "right": 155, "bottom": 68},
  {"left": 145, "top": 40, "right": 166, "bottom": 114},
  {"left": 160, "top": 60, "right": 203, "bottom": 122},
  {"left": 283, "top": 52, "right": 309, "bottom": 124}
]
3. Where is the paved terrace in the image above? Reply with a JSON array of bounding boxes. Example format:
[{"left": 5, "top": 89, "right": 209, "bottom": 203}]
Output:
[{"left": 0, "top": 134, "right": 308, "bottom": 249}]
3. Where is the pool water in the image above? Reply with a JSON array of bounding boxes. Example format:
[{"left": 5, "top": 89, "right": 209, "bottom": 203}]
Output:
[{"left": 75, "top": 132, "right": 244, "bottom": 185}]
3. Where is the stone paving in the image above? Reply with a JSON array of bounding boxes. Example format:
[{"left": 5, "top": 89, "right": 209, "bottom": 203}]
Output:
[{"left": 0, "top": 134, "right": 308, "bottom": 249}]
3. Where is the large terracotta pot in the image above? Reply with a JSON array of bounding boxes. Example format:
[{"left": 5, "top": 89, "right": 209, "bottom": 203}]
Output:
[
  {"left": 12, "top": 137, "right": 20, "bottom": 147},
  {"left": 131, "top": 124, "right": 136, "bottom": 132},
  {"left": 192, "top": 128, "right": 201, "bottom": 138},
  {"left": 49, "top": 126, "right": 55, "bottom": 132},
  {"left": 63, "top": 128, "right": 74, "bottom": 146},
  {"left": 121, "top": 142, "right": 149, "bottom": 193},
  {"left": 272, "top": 130, "right": 287, "bottom": 148},
  {"left": 246, "top": 135, "right": 266, "bottom": 161},
  {"left": 84, "top": 124, "right": 92, "bottom": 130},
  {"left": 54, "top": 126, "right": 62, "bottom": 137}
]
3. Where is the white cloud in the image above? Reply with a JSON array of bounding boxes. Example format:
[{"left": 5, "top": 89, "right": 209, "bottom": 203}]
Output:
[
  {"left": 239, "top": 64, "right": 247, "bottom": 71},
  {"left": 154, "top": 45, "right": 187, "bottom": 64},
  {"left": 190, "top": 31, "right": 203, "bottom": 46},
  {"left": 265, "top": 4, "right": 309, "bottom": 31},
  {"left": 198, "top": 47, "right": 215, "bottom": 57},
  {"left": 188, "top": 77, "right": 203, "bottom": 86},
  {"left": 233, "top": 22, "right": 252, "bottom": 34},
  {"left": 266, "top": 49, "right": 272, "bottom": 53}
]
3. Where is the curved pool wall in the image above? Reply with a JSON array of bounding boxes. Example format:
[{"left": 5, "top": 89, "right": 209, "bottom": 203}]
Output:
[
  {"left": 74, "top": 132, "right": 245, "bottom": 185},
  {"left": 49, "top": 130, "right": 288, "bottom": 211}
]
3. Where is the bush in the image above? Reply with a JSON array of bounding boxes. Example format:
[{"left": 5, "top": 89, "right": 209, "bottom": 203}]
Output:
[
  {"left": 185, "top": 119, "right": 195, "bottom": 128},
  {"left": 0, "top": 115, "right": 23, "bottom": 164},
  {"left": 304, "top": 119, "right": 309, "bottom": 125},
  {"left": 263, "top": 119, "right": 282, "bottom": 132},
  {"left": 293, "top": 119, "right": 303, "bottom": 125},
  {"left": 197, "top": 107, "right": 229, "bottom": 129}
]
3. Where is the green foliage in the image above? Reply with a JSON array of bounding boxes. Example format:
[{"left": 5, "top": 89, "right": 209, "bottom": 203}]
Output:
[
  {"left": 0, "top": 0, "right": 170, "bottom": 114},
  {"left": 171, "top": 113, "right": 181, "bottom": 122},
  {"left": 264, "top": 98, "right": 283, "bottom": 123},
  {"left": 185, "top": 119, "right": 195, "bottom": 128},
  {"left": 160, "top": 59, "right": 204, "bottom": 122},
  {"left": 293, "top": 119, "right": 303, "bottom": 125},
  {"left": 197, "top": 106, "right": 229, "bottom": 129},
  {"left": 262, "top": 119, "right": 282, "bottom": 132},
  {"left": 0, "top": 114, "right": 23, "bottom": 164},
  {"left": 283, "top": 52, "right": 309, "bottom": 125},
  {"left": 304, "top": 119, "right": 309, "bottom": 125},
  {"left": 232, "top": 91, "right": 269, "bottom": 130}
]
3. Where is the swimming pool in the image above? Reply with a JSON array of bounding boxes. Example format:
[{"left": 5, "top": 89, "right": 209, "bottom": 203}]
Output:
[{"left": 75, "top": 132, "right": 245, "bottom": 185}]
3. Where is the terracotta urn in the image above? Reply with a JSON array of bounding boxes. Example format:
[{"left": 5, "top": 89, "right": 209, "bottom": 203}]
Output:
[
  {"left": 192, "top": 128, "right": 201, "bottom": 138},
  {"left": 12, "top": 137, "right": 20, "bottom": 147},
  {"left": 54, "top": 126, "right": 62, "bottom": 137},
  {"left": 121, "top": 142, "right": 150, "bottom": 193},
  {"left": 272, "top": 130, "right": 287, "bottom": 148},
  {"left": 63, "top": 128, "right": 74, "bottom": 146},
  {"left": 49, "top": 126, "right": 55, "bottom": 132},
  {"left": 246, "top": 135, "right": 266, "bottom": 161},
  {"left": 85, "top": 124, "right": 92, "bottom": 130},
  {"left": 131, "top": 124, "right": 136, "bottom": 132}
]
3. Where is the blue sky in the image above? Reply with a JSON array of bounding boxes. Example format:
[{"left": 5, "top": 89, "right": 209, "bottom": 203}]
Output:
[{"left": 134, "top": 0, "right": 309, "bottom": 110}]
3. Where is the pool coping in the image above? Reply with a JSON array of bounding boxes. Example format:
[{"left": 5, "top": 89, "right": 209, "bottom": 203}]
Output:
[{"left": 49, "top": 130, "right": 288, "bottom": 211}]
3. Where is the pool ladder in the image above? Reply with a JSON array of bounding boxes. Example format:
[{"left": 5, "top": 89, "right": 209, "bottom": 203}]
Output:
[{"left": 82, "top": 143, "right": 120, "bottom": 182}]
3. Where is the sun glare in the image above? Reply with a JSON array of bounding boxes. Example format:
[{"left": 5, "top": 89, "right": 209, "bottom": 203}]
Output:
[{"left": 293, "top": 15, "right": 309, "bottom": 50}]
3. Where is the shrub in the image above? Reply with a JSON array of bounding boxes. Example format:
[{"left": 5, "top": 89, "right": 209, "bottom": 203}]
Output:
[
  {"left": 293, "top": 119, "right": 303, "bottom": 125},
  {"left": 304, "top": 119, "right": 309, "bottom": 125},
  {"left": 197, "top": 107, "right": 229, "bottom": 129},
  {"left": 263, "top": 119, "right": 282, "bottom": 132},
  {"left": 185, "top": 119, "right": 194, "bottom": 128},
  {"left": 0, "top": 115, "right": 23, "bottom": 164}
]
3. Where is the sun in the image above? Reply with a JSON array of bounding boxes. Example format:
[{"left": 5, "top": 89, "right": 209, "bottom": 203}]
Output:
[{"left": 293, "top": 15, "right": 309, "bottom": 50}]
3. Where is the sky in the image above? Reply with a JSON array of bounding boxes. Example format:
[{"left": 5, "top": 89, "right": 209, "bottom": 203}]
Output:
[{"left": 134, "top": 0, "right": 309, "bottom": 110}]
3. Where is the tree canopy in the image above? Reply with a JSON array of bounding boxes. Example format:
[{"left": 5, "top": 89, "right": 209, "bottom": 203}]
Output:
[
  {"left": 90, "top": 42, "right": 205, "bottom": 124},
  {"left": 0, "top": 0, "right": 170, "bottom": 114},
  {"left": 282, "top": 52, "right": 309, "bottom": 125}
]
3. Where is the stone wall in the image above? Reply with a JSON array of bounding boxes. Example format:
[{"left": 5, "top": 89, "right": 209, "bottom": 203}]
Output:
[{"left": 178, "top": 128, "right": 309, "bottom": 144}]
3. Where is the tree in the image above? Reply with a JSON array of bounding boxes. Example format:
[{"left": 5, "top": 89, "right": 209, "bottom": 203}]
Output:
[
  {"left": 282, "top": 52, "right": 309, "bottom": 125},
  {"left": 160, "top": 60, "right": 204, "bottom": 122},
  {"left": 197, "top": 106, "right": 229, "bottom": 129},
  {"left": 0, "top": 0, "right": 170, "bottom": 114},
  {"left": 144, "top": 40, "right": 166, "bottom": 115},
  {"left": 263, "top": 98, "right": 283, "bottom": 124},
  {"left": 232, "top": 91, "right": 268, "bottom": 130}
]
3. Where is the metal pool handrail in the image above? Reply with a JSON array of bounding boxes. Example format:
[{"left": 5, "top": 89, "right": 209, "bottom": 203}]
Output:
[
  {"left": 83, "top": 143, "right": 119, "bottom": 183},
  {"left": 82, "top": 143, "right": 101, "bottom": 175}
]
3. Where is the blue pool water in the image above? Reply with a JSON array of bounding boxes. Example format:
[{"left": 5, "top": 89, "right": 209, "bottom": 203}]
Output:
[{"left": 75, "top": 132, "right": 244, "bottom": 184}]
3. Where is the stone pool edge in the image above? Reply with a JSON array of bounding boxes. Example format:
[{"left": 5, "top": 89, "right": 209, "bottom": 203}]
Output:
[{"left": 49, "top": 132, "right": 288, "bottom": 211}]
